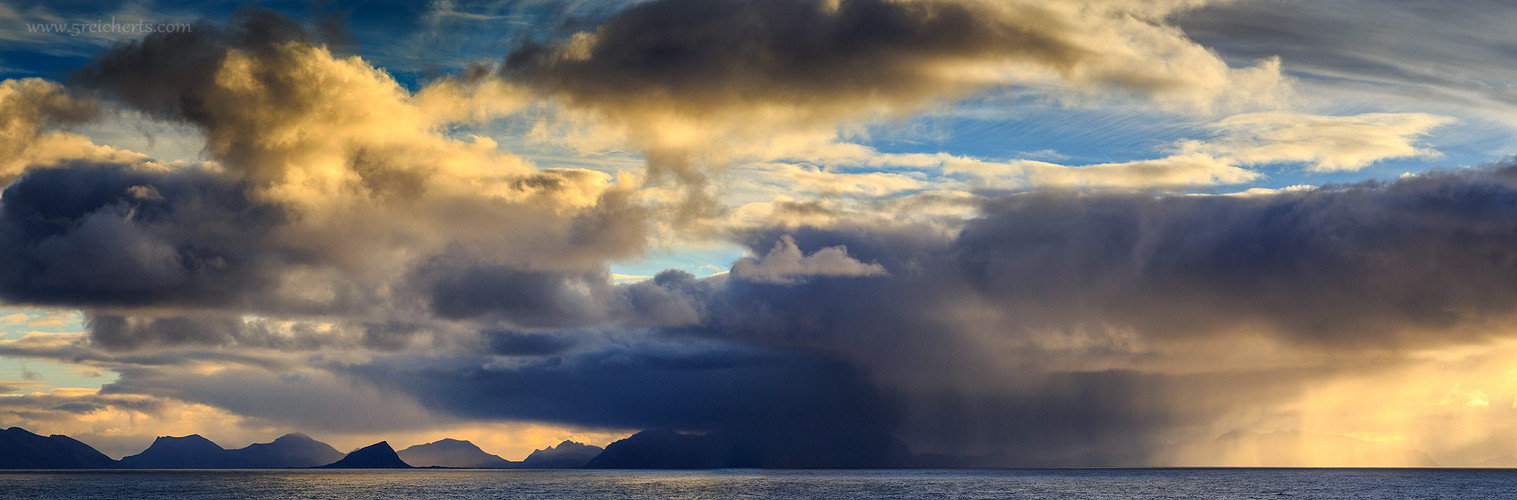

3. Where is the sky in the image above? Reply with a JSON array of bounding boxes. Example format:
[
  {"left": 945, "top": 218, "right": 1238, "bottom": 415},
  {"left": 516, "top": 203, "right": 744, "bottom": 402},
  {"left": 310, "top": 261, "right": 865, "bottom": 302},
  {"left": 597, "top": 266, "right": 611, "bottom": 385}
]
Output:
[{"left": 2, "top": 0, "right": 1517, "bottom": 466}]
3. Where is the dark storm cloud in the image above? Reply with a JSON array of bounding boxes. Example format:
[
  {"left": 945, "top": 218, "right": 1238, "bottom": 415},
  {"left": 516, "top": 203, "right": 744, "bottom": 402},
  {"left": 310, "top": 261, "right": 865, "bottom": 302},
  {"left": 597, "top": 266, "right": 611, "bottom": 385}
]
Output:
[
  {"left": 947, "top": 168, "right": 1517, "bottom": 346},
  {"left": 414, "top": 248, "right": 706, "bottom": 330},
  {"left": 352, "top": 161, "right": 1517, "bottom": 463},
  {"left": 0, "top": 162, "right": 286, "bottom": 308},
  {"left": 504, "top": 0, "right": 1085, "bottom": 116},
  {"left": 84, "top": 313, "right": 400, "bottom": 353},
  {"left": 893, "top": 370, "right": 1286, "bottom": 466},
  {"left": 350, "top": 339, "right": 900, "bottom": 435},
  {"left": 709, "top": 164, "right": 1517, "bottom": 355},
  {"left": 483, "top": 330, "right": 578, "bottom": 356},
  {"left": 98, "top": 362, "right": 446, "bottom": 434},
  {"left": 87, "top": 314, "right": 246, "bottom": 350},
  {"left": 69, "top": 10, "right": 327, "bottom": 125},
  {"left": 423, "top": 265, "right": 602, "bottom": 323},
  {"left": 613, "top": 269, "right": 716, "bottom": 327},
  {"left": 0, "top": 323, "right": 332, "bottom": 372}
]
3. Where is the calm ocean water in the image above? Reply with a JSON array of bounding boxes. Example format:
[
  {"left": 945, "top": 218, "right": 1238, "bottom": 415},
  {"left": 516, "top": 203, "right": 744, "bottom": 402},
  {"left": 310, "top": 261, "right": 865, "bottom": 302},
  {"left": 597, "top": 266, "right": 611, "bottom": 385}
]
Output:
[{"left": 0, "top": 468, "right": 1514, "bottom": 499}]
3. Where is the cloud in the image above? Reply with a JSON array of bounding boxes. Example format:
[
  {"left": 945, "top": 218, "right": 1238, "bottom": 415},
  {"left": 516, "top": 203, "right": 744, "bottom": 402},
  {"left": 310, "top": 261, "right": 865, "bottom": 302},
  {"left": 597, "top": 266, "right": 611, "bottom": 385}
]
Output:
[
  {"left": 0, "top": 78, "right": 144, "bottom": 185},
  {"left": 101, "top": 363, "right": 446, "bottom": 435},
  {"left": 730, "top": 235, "right": 887, "bottom": 284},
  {"left": 3, "top": 113, "right": 1513, "bottom": 467},
  {"left": 71, "top": 11, "right": 530, "bottom": 202},
  {"left": 0, "top": 12, "right": 649, "bottom": 343},
  {"left": 499, "top": 0, "right": 1290, "bottom": 222},
  {"left": 743, "top": 162, "right": 928, "bottom": 197},
  {"left": 506, "top": 0, "right": 1285, "bottom": 124},
  {"left": 737, "top": 111, "right": 1452, "bottom": 201},
  {"left": 946, "top": 153, "right": 1261, "bottom": 189},
  {"left": 0, "top": 310, "right": 76, "bottom": 329},
  {"left": 417, "top": 263, "right": 614, "bottom": 326},
  {"left": 0, "top": 163, "right": 288, "bottom": 309},
  {"left": 1175, "top": 112, "right": 1455, "bottom": 172},
  {"left": 606, "top": 162, "right": 1517, "bottom": 462},
  {"left": 693, "top": 110, "right": 1456, "bottom": 231},
  {"left": 0, "top": 379, "right": 44, "bottom": 394},
  {"left": 3, "top": 2, "right": 1516, "bottom": 469},
  {"left": 903, "top": 164, "right": 1517, "bottom": 351},
  {"left": 349, "top": 338, "right": 900, "bottom": 435},
  {"left": 1177, "top": 0, "right": 1517, "bottom": 126},
  {"left": 483, "top": 330, "right": 578, "bottom": 356}
]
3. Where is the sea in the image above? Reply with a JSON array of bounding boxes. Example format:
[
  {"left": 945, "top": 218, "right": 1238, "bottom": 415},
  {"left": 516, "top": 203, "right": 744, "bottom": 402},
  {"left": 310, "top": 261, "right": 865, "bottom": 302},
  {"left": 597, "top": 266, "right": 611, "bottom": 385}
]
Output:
[{"left": 0, "top": 468, "right": 1513, "bottom": 499}]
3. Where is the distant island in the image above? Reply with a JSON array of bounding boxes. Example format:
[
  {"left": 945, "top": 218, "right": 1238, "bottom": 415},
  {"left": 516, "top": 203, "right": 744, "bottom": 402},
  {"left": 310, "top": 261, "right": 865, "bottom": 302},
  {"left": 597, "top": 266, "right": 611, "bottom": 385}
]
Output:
[
  {"left": 0, "top": 426, "right": 939, "bottom": 469},
  {"left": 0, "top": 427, "right": 115, "bottom": 469},
  {"left": 1, "top": 425, "right": 1488, "bottom": 469},
  {"left": 320, "top": 442, "right": 411, "bottom": 469},
  {"left": 396, "top": 438, "right": 604, "bottom": 468},
  {"left": 119, "top": 433, "right": 344, "bottom": 469}
]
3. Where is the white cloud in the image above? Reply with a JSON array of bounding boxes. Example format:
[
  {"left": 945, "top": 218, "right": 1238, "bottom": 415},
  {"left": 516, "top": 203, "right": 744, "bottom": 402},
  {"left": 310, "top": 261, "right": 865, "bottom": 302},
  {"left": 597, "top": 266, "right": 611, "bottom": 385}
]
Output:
[
  {"left": 730, "top": 235, "right": 887, "bottom": 284},
  {"left": 1175, "top": 112, "right": 1455, "bottom": 172}
]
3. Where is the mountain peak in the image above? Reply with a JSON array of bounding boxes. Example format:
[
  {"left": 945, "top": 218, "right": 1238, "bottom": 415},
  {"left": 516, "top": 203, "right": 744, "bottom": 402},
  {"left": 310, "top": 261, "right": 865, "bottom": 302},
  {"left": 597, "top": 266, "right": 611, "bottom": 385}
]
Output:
[
  {"left": 414, "top": 438, "right": 479, "bottom": 450},
  {"left": 155, "top": 434, "right": 210, "bottom": 442},
  {"left": 229, "top": 433, "right": 344, "bottom": 468},
  {"left": 119, "top": 432, "right": 343, "bottom": 468},
  {"left": 522, "top": 439, "right": 604, "bottom": 469},
  {"left": 397, "top": 439, "right": 511, "bottom": 468},
  {"left": 0, "top": 426, "right": 115, "bottom": 469},
  {"left": 321, "top": 441, "right": 412, "bottom": 468},
  {"left": 120, "top": 434, "right": 230, "bottom": 469}
]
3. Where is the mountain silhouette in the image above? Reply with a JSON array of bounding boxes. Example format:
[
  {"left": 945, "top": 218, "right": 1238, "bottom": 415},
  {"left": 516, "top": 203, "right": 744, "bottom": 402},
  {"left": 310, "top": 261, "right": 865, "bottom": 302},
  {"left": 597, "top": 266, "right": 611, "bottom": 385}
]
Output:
[
  {"left": 520, "top": 440, "right": 604, "bottom": 469},
  {"left": 119, "top": 434, "right": 234, "bottom": 469},
  {"left": 397, "top": 439, "right": 512, "bottom": 468},
  {"left": 3, "top": 427, "right": 923, "bottom": 470},
  {"left": 0, "top": 427, "right": 116, "bottom": 469},
  {"left": 585, "top": 429, "right": 917, "bottom": 469},
  {"left": 227, "top": 433, "right": 344, "bottom": 468},
  {"left": 118, "top": 433, "right": 346, "bottom": 468},
  {"left": 585, "top": 430, "right": 719, "bottom": 469},
  {"left": 320, "top": 441, "right": 412, "bottom": 468}
]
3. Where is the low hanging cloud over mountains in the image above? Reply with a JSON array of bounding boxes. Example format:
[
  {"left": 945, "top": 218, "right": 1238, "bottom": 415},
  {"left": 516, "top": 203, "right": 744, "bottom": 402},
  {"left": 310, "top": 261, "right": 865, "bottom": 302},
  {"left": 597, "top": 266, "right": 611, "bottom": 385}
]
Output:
[{"left": 1, "top": 1, "right": 1516, "bottom": 466}]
